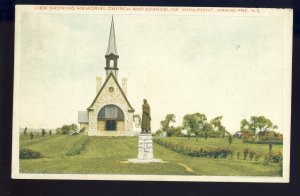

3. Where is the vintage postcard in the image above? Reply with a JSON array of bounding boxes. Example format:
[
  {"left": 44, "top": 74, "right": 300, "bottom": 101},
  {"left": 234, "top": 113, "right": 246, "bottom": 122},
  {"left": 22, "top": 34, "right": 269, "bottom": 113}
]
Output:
[{"left": 12, "top": 5, "right": 293, "bottom": 182}]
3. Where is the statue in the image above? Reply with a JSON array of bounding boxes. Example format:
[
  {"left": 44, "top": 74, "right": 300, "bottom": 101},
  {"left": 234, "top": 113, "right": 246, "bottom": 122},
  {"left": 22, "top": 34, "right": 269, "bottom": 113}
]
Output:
[{"left": 141, "top": 99, "right": 151, "bottom": 133}]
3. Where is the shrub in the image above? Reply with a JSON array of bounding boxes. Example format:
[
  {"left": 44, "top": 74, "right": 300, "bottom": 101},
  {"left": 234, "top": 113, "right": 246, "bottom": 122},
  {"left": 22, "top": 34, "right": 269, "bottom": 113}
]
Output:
[
  {"left": 236, "top": 151, "right": 241, "bottom": 160},
  {"left": 30, "top": 132, "right": 33, "bottom": 140},
  {"left": 243, "top": 148, "right": 249, "bottom": 160},
  {"left": 255, "top": 153, "right": 261, "bottom": 161},
  {"left": 249, "top": 151, "right": 255, "bottom": 161},
  {"left": 265, "top": 152, "right": 283, "bottom": 163},
  {"left": 79, "top": 127, "right": 86, "bottom": 133},
  {"left": 20, "top": 148, "right": 42, "bottom": 159},
  {"left": 56, "top": 124, "right": 78, "bottom": 135}
]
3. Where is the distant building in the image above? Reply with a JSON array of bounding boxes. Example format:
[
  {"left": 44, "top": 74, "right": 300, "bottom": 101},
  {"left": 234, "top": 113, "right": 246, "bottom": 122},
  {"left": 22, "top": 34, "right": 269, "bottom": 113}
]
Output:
[
  {"left": 78, "top": 17, "right": 135, "bottom": 136},
  {"left": 233, "top": 131, "right": 243, "bottom": 138}
]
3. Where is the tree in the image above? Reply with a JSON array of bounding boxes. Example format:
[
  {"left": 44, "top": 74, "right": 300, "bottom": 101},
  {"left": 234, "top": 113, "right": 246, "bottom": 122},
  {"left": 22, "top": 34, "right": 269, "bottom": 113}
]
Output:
[
  {"left": 203, "top": 123, "right": 212, "bottom": 140},
  {"left": 183, "top": 114, "right": 198, "bottom": 140},
  {"left": 204, "top": 131, "right": 208, "bottom": 140},
  {"left": 269, "top": 142, "right": 273, "bottom": 153},
  {"left": 167, "top": 126, "right": 183, "bottom": 137},
  {"left": 160, "top": 114, "right": 176, "bottom": 137},
  {"left": 210, "top": 116, "right": 227, "bottom": 137},
  {"left": 24, "top": 127, "right": 27, "bottom": 135},
  {"left": 228, "top": 134, "right": 233, "bottom": 145},
  {"left": 161, "top": 114, "right": 176, "bottom": 130},
  {"left": 41, "top": 129, "right": 46, "bottom": 137},
  {"left": 183, "top": 113, "right": 207, "bottom": 141},
  {"left": 240, "top": 116, "right": 278, "bottom": 140}
]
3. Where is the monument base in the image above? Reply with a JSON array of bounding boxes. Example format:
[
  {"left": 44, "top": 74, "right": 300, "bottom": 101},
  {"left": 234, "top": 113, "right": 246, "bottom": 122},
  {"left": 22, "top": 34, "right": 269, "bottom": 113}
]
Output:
[
  {"left": 128, "top": 158, "right": 164, "bottom": 163},
  {"left": 128, "top": 133, "right": 164, "bottom": 163}
]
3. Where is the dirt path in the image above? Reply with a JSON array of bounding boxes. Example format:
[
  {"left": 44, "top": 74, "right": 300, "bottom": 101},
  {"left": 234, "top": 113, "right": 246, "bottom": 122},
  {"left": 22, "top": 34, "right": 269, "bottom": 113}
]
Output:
[{"left": 178, "top": 162, "right": 195, "bottom": 174}]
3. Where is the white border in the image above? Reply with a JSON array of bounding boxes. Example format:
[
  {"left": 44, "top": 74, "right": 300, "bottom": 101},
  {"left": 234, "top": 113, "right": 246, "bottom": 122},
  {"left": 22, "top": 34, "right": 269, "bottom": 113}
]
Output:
[{"left": 12, "top": 5, "right": 293, "bottom": 182}]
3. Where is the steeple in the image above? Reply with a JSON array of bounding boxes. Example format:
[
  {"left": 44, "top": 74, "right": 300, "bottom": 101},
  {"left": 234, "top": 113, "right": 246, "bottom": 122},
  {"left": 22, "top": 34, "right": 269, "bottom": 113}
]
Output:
[
  {"left": 105, "top": 16, "right": 119, "bottom": 79},
  {"left": 106, "top": 16, "right": 118, "bottom": 55}
]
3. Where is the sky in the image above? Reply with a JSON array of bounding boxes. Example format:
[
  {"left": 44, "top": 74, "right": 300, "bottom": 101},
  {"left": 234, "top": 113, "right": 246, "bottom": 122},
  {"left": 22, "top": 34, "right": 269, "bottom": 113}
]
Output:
[{"left": 19, "top": 12, "right": 287, "bottom": 133}]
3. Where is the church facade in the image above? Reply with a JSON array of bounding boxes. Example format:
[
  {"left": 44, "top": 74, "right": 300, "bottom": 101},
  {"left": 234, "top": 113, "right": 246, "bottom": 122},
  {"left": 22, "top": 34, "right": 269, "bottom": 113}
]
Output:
[{"left": 78, "top": 17, "right": 135, "bottom": 136}]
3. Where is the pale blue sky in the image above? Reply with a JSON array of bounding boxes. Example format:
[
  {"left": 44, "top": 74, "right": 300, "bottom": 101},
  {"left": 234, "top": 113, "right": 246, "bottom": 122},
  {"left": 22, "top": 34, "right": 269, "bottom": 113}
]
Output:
[{"left": 19, "top": 13, "right": 285, "bottom": 133}]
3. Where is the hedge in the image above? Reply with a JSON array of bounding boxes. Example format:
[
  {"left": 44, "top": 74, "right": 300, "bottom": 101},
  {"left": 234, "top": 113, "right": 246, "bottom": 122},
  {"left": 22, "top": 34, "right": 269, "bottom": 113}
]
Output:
[
  {"left": 154, "top": 138, "right": 234, "bottom": 158},
  {"left": 20, "top": 148, "right": 42, "bottom": 159},
  {"left": 243, "top": 140, "right": 283, "bottom": 145}
]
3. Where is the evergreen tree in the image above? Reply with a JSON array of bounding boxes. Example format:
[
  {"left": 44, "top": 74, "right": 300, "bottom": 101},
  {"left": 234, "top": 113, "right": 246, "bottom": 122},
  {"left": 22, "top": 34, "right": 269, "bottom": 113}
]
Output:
[{"left": 23, "top": 127, "right": 27, "bottom": 135}]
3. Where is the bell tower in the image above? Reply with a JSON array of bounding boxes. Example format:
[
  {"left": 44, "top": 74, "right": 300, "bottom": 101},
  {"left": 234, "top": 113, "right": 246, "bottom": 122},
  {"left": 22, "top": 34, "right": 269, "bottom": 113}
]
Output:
[{"left": 105, "top": 16, "right": 119, "bottom": 79}]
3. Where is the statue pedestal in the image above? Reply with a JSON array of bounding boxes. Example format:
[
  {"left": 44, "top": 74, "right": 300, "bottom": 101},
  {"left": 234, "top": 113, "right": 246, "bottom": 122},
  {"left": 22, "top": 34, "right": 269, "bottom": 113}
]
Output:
[
  {"left": 128, "top": 133, "right": 164, "bottom": 163},
  {"left": 138, "top": 133, "right": 153, "bottom": 160}
]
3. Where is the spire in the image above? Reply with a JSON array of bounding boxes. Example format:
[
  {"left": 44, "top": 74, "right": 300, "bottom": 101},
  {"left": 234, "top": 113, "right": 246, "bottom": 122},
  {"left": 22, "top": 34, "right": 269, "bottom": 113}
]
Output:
[{"left": 106, "top": 16, "right": 118, "bottom": 55}]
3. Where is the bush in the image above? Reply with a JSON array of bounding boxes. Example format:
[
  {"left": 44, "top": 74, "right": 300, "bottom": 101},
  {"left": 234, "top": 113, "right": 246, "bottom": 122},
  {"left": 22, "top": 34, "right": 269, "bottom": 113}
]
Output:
[
  {"left": 79, "top": 127, "right": 86, "bottom": 133},
  {"left": 264, "top": 152, "right": 283, "bottom": 163},
  {"left": 236, "top": 151, "right": 241, "bottom": 160},
  {"left": 20, "top": 148, "right": 42, "bottom": 159},
  {"left": 249, "top": 151, "right": 255, "bottom": 161},
  {"left": 56, "top": 124, "right": 78, "bottom": 135},
  {"left": 243, "top": 148, "right": 249, "bottom": 160},
  {"left": 255, "top": 153, "right": 261, "bottom": 161}
]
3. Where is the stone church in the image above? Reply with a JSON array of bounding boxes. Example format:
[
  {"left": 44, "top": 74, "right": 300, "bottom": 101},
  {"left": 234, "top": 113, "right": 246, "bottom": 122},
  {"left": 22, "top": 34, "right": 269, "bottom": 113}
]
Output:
[{"left": 78, "top": 17, "right": 135, "bottom": 136}]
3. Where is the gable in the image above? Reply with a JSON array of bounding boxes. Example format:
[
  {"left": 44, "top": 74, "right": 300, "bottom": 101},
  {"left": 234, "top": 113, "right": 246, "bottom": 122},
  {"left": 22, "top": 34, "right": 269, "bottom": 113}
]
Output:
[{"left": 87, "top": 73, "right": 134, "bottom": 112}]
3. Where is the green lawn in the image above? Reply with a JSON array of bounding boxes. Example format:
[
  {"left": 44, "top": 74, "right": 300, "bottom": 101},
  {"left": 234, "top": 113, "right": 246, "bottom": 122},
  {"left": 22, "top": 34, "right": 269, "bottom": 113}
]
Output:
[{"left": 19, "top": 134, "right": 282, "bottom": 176}]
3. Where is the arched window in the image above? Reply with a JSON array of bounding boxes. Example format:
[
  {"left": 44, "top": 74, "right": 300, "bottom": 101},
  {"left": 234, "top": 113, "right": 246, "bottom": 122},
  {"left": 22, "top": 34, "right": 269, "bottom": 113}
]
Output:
[
  {"left": 98, "top": 104, "right": 124, "bottom": 120},
  {"left": 109, "top": 59, "right": 114, "bottom": 68}
]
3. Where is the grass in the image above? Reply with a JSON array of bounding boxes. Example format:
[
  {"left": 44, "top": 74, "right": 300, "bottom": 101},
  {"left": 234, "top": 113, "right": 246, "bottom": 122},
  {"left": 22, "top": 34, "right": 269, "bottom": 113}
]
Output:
[{"left": 19, "top": 135, "right": 282, "bottom": 176}]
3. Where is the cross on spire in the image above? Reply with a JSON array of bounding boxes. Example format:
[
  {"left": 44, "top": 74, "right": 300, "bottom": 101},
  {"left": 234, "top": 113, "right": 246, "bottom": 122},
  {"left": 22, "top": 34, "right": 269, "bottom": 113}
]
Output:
[{"left": 106, "top": 16, "right": 118, "bottom": 55}]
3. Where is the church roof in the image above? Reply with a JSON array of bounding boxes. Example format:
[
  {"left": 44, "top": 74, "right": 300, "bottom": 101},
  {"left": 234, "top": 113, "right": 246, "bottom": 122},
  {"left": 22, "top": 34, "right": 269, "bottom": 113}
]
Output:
[
  {"left": 87, "top": 72, "right": 134, "bottom": 112},
  {"left": 106, "top": 16, "right": 118, "bottom": 55}
]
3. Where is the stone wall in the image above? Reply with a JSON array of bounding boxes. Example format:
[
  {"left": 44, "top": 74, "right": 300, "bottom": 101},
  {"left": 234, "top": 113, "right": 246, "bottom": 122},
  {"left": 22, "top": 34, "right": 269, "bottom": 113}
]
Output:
[{"left": 97, "top": 120, "right": 125, "bottom": 132}]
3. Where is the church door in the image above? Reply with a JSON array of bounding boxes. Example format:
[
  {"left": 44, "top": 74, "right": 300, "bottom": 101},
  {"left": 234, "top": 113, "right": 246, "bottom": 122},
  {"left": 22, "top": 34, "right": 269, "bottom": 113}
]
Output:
[
  {"left": 98, "top": 105, "right": 124, "bottom": 132},
  {"left": 106, "top": 120, "right": 116, "bottom": 131}
]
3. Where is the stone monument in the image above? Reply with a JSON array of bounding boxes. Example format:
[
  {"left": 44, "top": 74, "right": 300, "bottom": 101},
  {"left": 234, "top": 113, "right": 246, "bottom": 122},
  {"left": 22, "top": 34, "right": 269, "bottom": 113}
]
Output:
[
  {"left": 128, "top": 99, "right": 163, "bottom": 163},
  {"left": 138, "top": 133, "right": 153, "bottom": 160}
]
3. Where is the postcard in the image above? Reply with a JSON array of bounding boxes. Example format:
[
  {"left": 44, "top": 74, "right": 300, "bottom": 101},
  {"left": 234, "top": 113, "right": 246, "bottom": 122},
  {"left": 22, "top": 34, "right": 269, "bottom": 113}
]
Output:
[{"left": 12, "top": 5, "right": 293, "bottom": 182}]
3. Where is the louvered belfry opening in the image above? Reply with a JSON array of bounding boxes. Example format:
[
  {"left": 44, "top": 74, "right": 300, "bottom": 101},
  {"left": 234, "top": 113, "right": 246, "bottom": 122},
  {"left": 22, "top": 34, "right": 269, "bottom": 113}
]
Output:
[{"left": 98, "top": 104, "right": 124, "bottom": 131}]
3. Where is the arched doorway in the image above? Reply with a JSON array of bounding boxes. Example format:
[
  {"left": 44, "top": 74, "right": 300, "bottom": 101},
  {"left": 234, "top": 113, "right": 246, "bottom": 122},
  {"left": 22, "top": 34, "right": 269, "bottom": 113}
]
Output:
[{"left": 98, "top": 104, "right": 124, "bottom": 131}]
